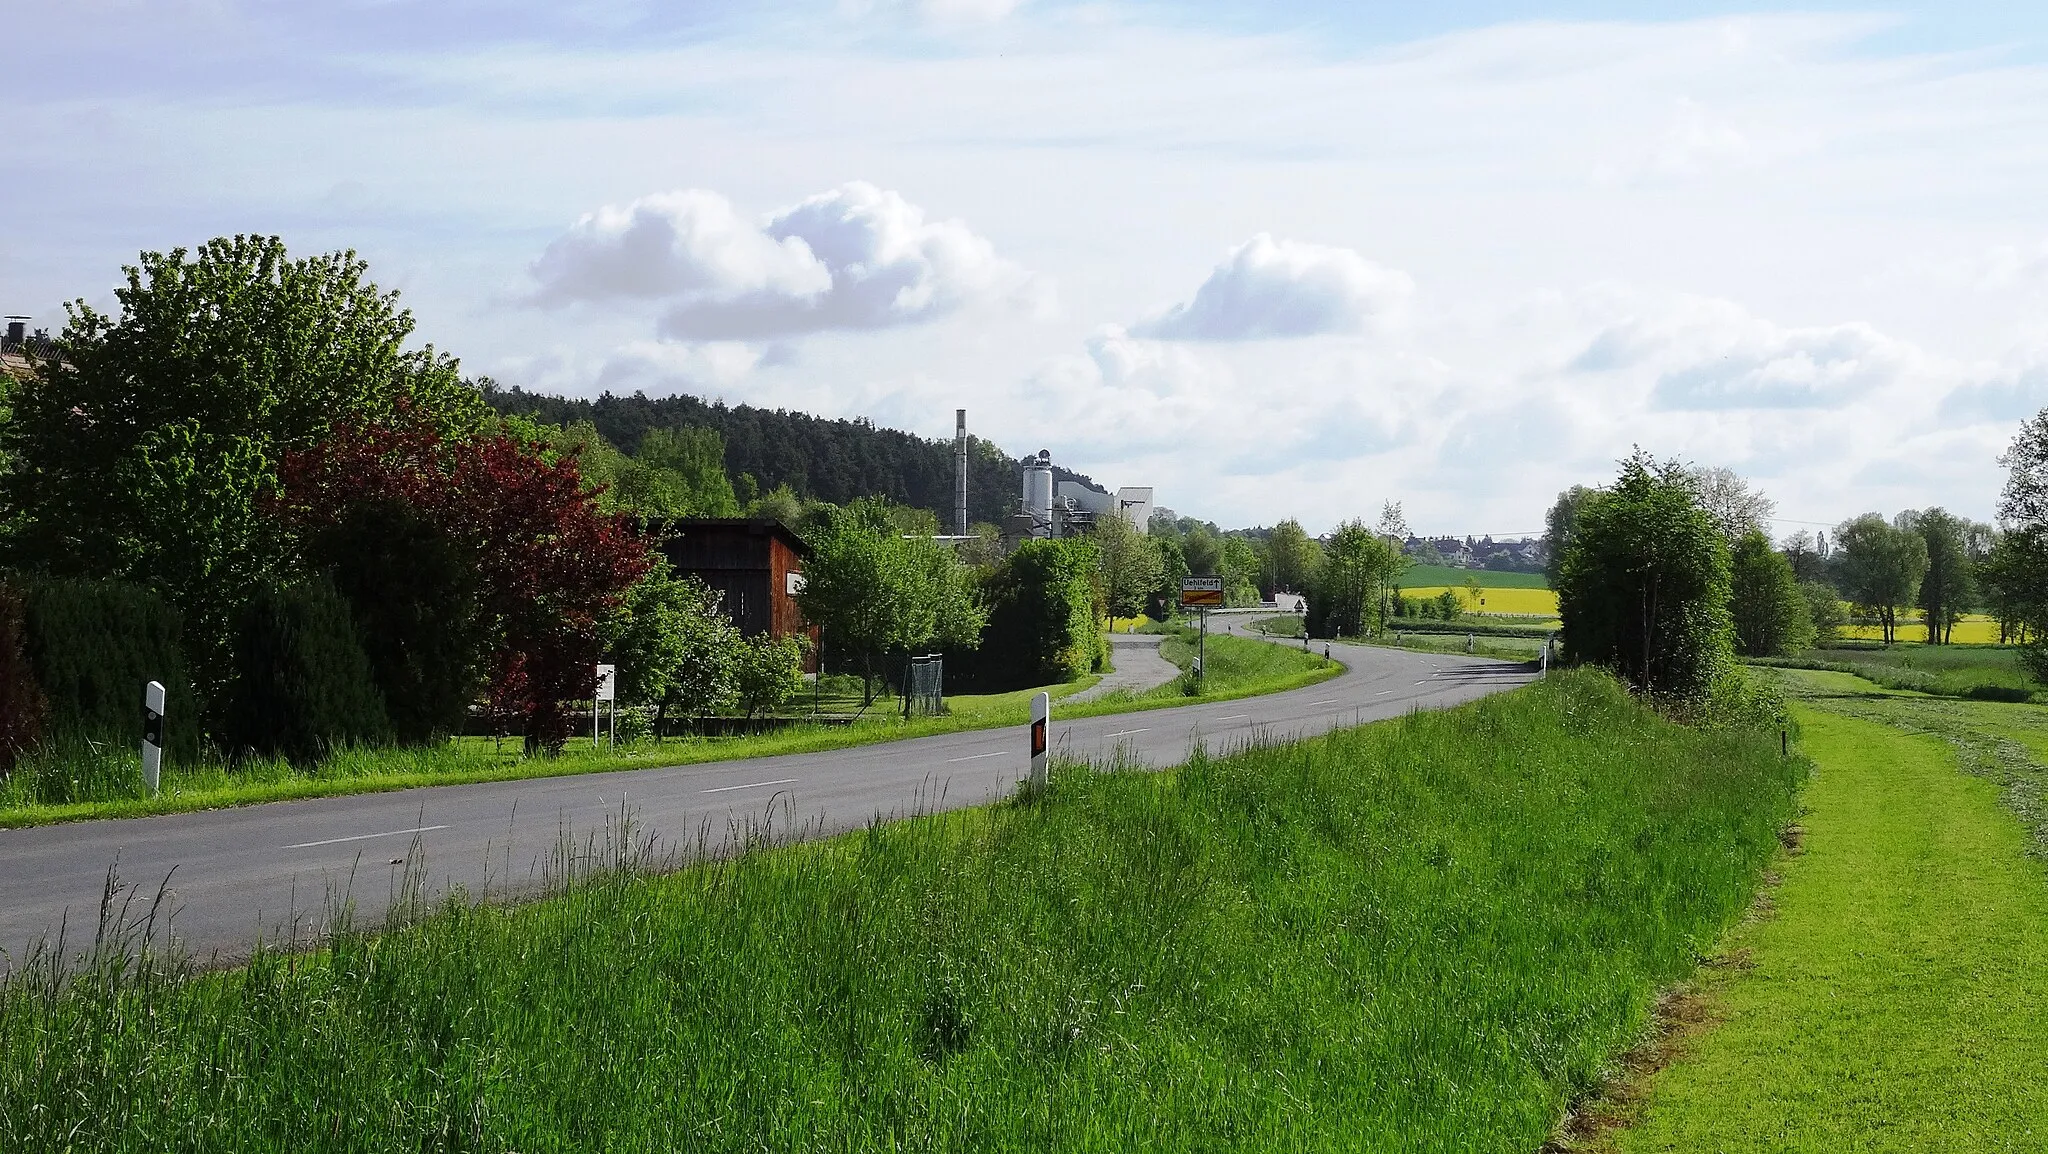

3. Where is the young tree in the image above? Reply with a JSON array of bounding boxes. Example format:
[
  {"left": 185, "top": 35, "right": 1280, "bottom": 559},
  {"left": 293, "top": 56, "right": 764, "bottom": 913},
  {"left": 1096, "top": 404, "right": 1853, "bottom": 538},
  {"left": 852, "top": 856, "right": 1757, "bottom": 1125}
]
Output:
[
  {"left": 610, "top": 559, "right": 743, "bottom": 735},
  {"left": 1308, "top": 519, "right": 1402, "bottom": 638},
  {"left": 1180, "top": 524, "right": 1224, "bottom": 579},
  {"left": 1092, "top": 510, "right": 1163, "bottom": 619},
  {"left": 1801, "top": 581, "right": 1846, "bottom": 644},
  {"left": 1542, "top": 486, "right": 1599, "bottom": 589},
  {"left": 733, "top": 634, "right": 807, "bottom": 718},
  {"left": 1832, "top": 513, "right": 1928, "bottom": 646},
  {"left": 1556, "top": 452, "right": 1733, "bottom": 698},
  {"left": 1264, "top": 519, "right": 1322, "bottom": 595},
  {"left": 979, "top": 538, "right": 1101, "bottom": 685},
  {"left": 0, "top": 237, "right": 486, "bottom": 688},
  {"left": 796, "top": 499, "right": 984, "bottom": 705},
  {"left": 1221, "top": 536, "right": 1263, "bottom": 607},
  {"left": 1729, "top": 530, "right": 1814, "bottom": 657},
  {"left": 1903, "top": 508, "right": 1973, "bottom": 644}
]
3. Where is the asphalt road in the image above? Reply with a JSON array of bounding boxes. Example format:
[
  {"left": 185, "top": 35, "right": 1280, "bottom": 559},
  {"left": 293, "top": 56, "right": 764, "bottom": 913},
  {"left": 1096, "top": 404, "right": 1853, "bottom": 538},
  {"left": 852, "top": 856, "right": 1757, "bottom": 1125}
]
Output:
[{"left": 0, "top": 623, "right": 1534, "bottom": 970}]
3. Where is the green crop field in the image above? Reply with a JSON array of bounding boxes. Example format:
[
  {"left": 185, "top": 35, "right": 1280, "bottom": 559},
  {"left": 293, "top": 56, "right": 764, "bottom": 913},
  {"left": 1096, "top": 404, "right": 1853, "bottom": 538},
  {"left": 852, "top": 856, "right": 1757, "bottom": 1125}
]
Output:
[
  {"left": 1396, "top": 563, "right": 1548, "bottom": 590},
  {"left": 0, "top": 671, "right": 1800, "bottom": 1152}
]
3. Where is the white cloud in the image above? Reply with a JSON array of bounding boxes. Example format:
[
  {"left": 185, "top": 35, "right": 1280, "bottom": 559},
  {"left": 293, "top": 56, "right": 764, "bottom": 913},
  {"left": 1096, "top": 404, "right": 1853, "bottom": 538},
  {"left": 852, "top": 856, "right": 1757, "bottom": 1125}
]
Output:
[
  {"left": 1133, "top": 234, "right": 1413, "bottom": 341},
  {"left": 1569, "top": 297, "right": 1919, "bottom": 410},
  {"left": 527, "top": 182, "right": 1042, "bottom": 340}
]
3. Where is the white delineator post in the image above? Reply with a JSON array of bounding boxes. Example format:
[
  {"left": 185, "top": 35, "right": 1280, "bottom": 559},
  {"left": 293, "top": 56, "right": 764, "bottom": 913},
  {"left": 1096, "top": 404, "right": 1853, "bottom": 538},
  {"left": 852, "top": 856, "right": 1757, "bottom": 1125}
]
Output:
[
  {"left": 142, "top": 680, "right": 165, "bottom": 796},
  {"left": 1029, "top": 691, "right": 1049, "bottom": 792}
]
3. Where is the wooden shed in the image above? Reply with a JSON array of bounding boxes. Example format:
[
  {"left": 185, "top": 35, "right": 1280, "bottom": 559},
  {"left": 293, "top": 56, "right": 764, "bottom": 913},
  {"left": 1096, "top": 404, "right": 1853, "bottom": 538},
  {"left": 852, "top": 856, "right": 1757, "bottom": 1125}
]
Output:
[{"left": 656, "top": 518, "right": 818, "bottom": 670}]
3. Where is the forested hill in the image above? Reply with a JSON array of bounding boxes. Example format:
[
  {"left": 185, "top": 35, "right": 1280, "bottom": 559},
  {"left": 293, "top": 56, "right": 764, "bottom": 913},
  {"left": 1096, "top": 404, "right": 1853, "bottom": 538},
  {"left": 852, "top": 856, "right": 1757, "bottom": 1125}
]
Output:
[{"left": 483, "top": 384, "right": 1099, "bottom": 525}]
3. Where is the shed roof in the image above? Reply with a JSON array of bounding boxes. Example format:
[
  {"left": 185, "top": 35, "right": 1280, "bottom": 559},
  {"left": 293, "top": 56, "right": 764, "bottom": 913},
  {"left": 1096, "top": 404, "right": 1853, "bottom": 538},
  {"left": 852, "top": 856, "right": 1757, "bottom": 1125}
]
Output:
[{"left": 649, "top": 517, "right": 812, "bottom": 561}]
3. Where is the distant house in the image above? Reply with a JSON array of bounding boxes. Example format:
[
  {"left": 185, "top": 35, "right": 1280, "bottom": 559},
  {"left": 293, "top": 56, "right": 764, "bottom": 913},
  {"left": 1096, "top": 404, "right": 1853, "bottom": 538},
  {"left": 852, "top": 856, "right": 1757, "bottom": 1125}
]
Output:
[{"left": 656, "top": 518, "right": 819, "bottom": 671}]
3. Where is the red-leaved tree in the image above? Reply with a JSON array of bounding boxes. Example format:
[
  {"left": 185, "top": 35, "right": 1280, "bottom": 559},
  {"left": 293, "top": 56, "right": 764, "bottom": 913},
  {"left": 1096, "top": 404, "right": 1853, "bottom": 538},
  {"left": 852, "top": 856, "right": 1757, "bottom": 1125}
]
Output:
[{"left": 276, "top": 414, "right": 651, "bottom": 752}]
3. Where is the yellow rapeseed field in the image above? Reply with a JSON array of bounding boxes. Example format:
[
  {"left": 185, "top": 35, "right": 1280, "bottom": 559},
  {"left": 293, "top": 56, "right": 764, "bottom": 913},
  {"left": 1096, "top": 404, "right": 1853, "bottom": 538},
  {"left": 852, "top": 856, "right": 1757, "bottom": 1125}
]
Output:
[
  {"left": 1403, "top": 585, "right": 1560, "bottom": 618},
  {"left": 1840, "top": 614, "right": 2003, "bottom": 645}
]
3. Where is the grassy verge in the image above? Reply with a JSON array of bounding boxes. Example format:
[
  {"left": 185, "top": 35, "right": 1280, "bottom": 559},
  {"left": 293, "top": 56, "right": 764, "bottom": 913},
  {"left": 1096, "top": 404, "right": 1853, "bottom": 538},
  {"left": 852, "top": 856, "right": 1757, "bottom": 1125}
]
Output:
[
  {"left": 1067, "top": 626, "right": 1338, "bottom": 713},
  {"left": 1363, "top": 632, "right": 1548, "bottom": 662},
  {"left": 1594, "top": 671, "right": 2048, "bottom": 1148},
  {"left": 0, "top": 632, "right": 1336, "bottom": 828},
  {"left": 0, "top": 679, "right": 1098, "bottom": 829},
  {"left": 0, "top": 671, "right": 1800, "bottom": 1152}
]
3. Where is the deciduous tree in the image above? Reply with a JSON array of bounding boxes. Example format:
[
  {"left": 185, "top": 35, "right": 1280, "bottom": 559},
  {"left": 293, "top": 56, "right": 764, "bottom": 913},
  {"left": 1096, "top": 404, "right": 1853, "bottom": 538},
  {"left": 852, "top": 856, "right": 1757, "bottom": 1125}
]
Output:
[
  {"left": 0, "top": 236, "right": 485, "bottom": 690},
  {"left": 1902, "top": 507, "right": 1973, "bottom": 644},
  {"left": 1832, "top": 513, "right": 1927, "bottom": 646},
  {"left": 1557, "top": 451, "right": 1733, "bottom": 698},
  {"left": 1729, "top": 530, "right": 1814, "bottom": 657}
]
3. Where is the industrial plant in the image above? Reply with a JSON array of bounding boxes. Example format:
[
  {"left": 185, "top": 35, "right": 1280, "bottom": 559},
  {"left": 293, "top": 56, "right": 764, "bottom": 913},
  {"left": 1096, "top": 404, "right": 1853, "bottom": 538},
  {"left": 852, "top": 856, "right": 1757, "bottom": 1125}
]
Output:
[{"left": 952, "top": 409, "right": 1153, "bottom": 544}]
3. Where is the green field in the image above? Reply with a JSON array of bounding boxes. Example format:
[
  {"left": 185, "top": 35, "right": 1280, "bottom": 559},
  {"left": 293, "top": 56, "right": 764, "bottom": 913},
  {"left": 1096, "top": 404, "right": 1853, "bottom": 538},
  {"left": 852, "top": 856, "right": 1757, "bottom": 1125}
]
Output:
[
  {"left": 1595, "top": 670, "right": 2048, "bottom": 1147},
  {"left": 1396, "top": 563, "right": 1548, "bottom": 590},
  {"left": 0, "top": 672, "right": 1799, "bottom": 1152},
  {"left": 1750, "top": 642, "right": 2033, "bottom": 699}
]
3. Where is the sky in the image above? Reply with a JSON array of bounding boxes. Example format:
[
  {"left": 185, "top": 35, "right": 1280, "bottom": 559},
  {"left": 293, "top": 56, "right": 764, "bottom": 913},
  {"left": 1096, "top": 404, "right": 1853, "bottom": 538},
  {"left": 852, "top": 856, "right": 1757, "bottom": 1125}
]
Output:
[{"left": 9, "top": 2, "right": 2048, "bottom": 536}]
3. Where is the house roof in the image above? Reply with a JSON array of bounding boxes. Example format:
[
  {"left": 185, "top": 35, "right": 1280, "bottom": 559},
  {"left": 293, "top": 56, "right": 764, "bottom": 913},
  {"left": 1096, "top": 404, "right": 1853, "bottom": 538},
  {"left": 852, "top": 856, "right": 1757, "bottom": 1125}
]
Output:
[{"left": 648, "top": 517, "right": 812, "bottom": 560}]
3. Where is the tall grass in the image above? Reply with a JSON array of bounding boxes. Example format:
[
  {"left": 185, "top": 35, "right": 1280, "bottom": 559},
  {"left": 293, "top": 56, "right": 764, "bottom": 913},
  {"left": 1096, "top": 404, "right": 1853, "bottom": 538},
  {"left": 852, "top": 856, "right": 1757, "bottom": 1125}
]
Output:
[{"left": 0, "top": 670, "right": 1801, "bottom": 1152}]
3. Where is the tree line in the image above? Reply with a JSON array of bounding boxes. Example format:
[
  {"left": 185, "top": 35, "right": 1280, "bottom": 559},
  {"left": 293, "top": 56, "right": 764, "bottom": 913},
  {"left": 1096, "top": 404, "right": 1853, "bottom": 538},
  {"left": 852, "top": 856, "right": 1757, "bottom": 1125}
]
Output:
[{"left": 1544, "top": 428, "right": 2048, "bottom": 708}]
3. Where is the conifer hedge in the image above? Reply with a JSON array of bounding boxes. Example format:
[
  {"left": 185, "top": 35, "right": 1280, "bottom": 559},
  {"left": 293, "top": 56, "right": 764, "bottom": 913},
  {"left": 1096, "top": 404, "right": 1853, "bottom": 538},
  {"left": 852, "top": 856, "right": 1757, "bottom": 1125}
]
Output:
[
  {"left": 221, "top": 578, "right": 391, "bottom": 765},
  {"left": 15, "top": 576, "right": 200, "bottom": 760}
]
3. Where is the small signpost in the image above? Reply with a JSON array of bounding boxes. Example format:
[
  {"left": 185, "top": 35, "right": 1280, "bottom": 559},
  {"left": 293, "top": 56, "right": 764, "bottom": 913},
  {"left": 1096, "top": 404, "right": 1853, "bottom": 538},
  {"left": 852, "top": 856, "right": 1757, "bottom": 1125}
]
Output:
[
  {"left": 141, "top": 680, "right": 165, "bottom": 796},
  {"left": 594, "top": 663, "right": 616, "bottom": 749},
  {"left": 1180, "top": 576, "right": 1224, "bottom": 685},
  {"left": 1028, "top": 691, "right": 1049, "bottom": 792}
]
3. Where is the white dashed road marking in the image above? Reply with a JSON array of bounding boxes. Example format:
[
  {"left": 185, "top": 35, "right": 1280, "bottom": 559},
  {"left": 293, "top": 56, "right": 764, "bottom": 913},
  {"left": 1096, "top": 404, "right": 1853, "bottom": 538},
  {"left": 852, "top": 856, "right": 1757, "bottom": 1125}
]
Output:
[{"left": 286, "top": 825, "right": 447, "bottom": 850}]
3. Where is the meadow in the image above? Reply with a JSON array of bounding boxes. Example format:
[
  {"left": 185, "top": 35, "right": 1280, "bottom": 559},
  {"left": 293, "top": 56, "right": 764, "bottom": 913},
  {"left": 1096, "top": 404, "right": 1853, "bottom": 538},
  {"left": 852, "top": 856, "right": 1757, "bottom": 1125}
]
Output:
[
  {"left": 1590, "top": 669, "right": 2048, "bottom": 1146},
  {"left": 1752, "top": 642, "right": 2033, "bottom": 699},
  {"left": 0, "top": 671, "right": 1801, "bottom": 1152}
]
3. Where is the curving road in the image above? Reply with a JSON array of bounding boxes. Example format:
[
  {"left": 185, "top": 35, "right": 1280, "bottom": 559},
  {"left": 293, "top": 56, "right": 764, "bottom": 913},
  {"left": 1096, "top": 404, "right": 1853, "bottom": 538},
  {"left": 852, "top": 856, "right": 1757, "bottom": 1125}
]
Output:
[{"left": 0, "top": 622, "right": 1534, "bottom": 970}]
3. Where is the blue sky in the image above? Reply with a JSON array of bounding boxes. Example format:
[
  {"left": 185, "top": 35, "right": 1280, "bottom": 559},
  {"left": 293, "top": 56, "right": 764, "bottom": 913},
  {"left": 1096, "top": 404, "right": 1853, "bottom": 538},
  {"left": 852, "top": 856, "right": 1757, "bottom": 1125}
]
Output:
[{"left": 8, "top": 2, "right": 2048, "bottom": 533}]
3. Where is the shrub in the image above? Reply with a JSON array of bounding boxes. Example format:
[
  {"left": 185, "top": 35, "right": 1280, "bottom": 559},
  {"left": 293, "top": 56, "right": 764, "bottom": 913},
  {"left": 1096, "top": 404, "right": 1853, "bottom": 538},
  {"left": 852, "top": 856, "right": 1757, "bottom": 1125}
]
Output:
[
  {"left": 733, "top": 634, "right": 806, "bottom": 717},
  {"left": 967, "top": 538, "right": 1100, "bottom": 690},
  {"left": 221, "top": 578, "right": 391, "bottom": 765}
]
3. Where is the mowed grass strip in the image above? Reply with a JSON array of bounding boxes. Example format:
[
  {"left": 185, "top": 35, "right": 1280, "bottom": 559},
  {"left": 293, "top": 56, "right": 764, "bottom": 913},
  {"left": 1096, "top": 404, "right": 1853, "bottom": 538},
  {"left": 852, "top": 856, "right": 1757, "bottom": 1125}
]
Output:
[
  {"left": 1602, "top": 702, "right": 2048, "bottom": 1150},
  {"left": 0, "top": 671, "right": 1799, "bottom": 1153}
]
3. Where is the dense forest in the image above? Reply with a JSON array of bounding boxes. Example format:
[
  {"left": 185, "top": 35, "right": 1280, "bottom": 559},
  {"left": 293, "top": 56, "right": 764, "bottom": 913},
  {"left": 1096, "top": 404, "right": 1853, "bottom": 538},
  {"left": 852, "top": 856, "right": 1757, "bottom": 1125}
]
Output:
[{"left": 483, "top": 383, "right": 1105, "bottom": 528}]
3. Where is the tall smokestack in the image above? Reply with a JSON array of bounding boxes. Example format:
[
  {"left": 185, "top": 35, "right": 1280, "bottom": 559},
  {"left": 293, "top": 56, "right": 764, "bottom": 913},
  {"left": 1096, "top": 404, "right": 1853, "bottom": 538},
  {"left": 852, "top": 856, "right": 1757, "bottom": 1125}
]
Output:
[{"left": 954, "top": 409, "right": 969, "bottom": 537}]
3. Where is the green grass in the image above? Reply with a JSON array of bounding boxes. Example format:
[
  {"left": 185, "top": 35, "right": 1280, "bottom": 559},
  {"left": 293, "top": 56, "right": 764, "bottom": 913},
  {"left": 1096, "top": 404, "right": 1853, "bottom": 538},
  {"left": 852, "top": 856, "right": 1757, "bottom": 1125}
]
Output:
[
  {"left": 0, "top": 679, "right": 1100, "bottom": 829},
  {"left": 1599, "top": 672, "right": 2048, "bottom": 1148},
  {"left": 0, "top": 635, "right": 1337, "bottom": 829},
  {"left": 1749, "top": 642, "right": 2034, "bottom": 699},
  {"left": 0, "top": 670, "right": 1800, "bottom": 1152},
  {"left": 1396, "top": 564, "right": 1548, "bottom": 589},
  {"left": 1365, "top": 632, "right": 1548, "bottom": 662}
]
